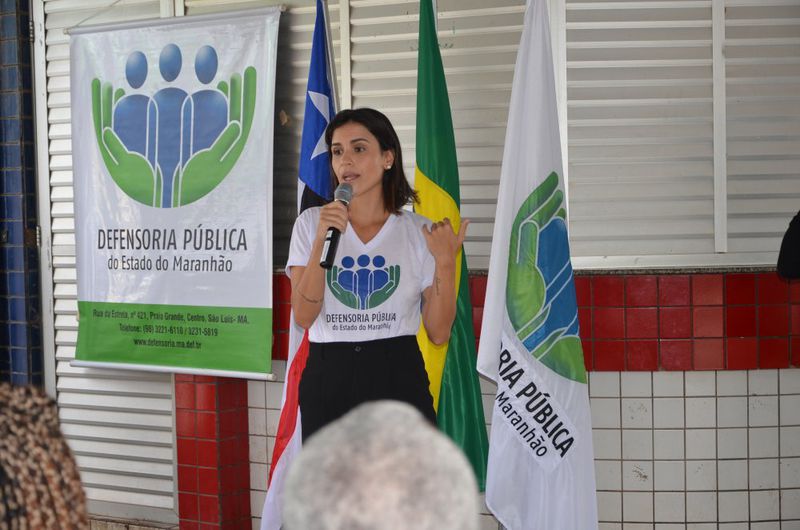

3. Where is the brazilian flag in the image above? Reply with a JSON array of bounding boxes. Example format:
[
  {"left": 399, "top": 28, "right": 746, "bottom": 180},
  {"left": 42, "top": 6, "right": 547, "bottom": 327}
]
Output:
[{"left": 414, "top": 0, "right": 489, "bottom": 490}]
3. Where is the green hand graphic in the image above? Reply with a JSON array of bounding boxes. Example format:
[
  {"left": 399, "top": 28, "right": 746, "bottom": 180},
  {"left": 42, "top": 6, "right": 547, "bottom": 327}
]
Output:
[
  {"left": 176, "top": 67, "right": 257, "bottom": 206},
  {"left": 507, "top": 172, "right": 561, "bottom": 338},
  {"left": 506, "top": 172, "right": 586, "bottom": 383},
  {"left": 91, "top": 79, "right": 157, "bottom": 206},
  {"left": 326, "top": 266, "right": 359, "bottom": 309},
  {"left": 367, "top": 265, "right": 400, "bottom": 309}
]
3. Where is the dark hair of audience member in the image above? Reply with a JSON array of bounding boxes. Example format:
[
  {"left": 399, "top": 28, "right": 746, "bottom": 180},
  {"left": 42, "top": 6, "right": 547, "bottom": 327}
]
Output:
[{"left": 0, "top": 383, "right": 89, "bottom": 529}]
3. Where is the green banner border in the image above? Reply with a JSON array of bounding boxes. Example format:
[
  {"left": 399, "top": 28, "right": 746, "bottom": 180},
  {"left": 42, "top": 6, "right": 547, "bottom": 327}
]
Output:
[{"left": 77, "top": 301, "right": 271, "bottom": 375}]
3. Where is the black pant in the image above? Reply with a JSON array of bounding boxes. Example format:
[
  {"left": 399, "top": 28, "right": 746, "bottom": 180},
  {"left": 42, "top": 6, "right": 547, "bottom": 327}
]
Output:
[{"left": 298, "top": 335, "right": 437, "bottom": 442}]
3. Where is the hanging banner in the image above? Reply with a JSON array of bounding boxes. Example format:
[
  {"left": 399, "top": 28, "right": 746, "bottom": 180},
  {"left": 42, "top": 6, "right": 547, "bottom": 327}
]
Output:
[{"left": 70, "top": 9, "right": 279, "bottom": 378}]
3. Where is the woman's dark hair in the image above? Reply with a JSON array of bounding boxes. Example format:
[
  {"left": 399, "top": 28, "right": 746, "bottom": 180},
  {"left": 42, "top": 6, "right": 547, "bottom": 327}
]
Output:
[{"left": 324, "top": 108, "right": 418, "bottom": 213}]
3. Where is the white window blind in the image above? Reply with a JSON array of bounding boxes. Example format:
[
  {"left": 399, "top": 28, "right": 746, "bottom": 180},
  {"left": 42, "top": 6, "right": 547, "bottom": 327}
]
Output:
[
  {"left": 564, "top": 0, "right": 800, "bottom": 268},
  {"left": 725, "top": 0, "right": 800, "bottom": 254},
  {"left": 565, "top": 0, "right": 717, "bottom": 260}
]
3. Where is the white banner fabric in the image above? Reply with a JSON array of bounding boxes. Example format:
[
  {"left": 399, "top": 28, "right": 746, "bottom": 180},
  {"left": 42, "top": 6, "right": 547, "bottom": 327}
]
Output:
[{"left": 70, "top": 10, "right": 279, "bottom": 376}]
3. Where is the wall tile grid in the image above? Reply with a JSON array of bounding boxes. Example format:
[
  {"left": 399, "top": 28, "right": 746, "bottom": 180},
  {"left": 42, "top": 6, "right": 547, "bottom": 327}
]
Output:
[
  {"left": 590, "top": 369, "right": 800, "bottom": 527},
  {"left": 272, "top": 272, "right": 799, "bottom": 369},
  {"left": 175, "top": 375, "right": 251, "bottom": 530},
  {"left": 576, "top": 273, "right": 798, "bottom": 372},
  {"left": 250, "top": 273, "right": 800, "bottom": 528},
  {"left": 0, "top": 0, "right": 41, "bottom": 385}
]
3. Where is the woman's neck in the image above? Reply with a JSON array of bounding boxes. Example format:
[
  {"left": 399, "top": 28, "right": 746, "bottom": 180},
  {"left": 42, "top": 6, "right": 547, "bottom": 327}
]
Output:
[{"left": 348, "top": 197, "right": 390, "bottom": 229}]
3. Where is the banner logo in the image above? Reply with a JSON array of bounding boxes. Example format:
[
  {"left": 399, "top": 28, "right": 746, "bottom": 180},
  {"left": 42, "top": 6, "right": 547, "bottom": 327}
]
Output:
[
  {"left": 91, "top": 44, "right": 257, "bottom": 208},
  {"left": 506, "top": 172, "right": 586, "bottom": 383},
  {"left": 326, "top": 254, "right": 399, "bottom": 310}
]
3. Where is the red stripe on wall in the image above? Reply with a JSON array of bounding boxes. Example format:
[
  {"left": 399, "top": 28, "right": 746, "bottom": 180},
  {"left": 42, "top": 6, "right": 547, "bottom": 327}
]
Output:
[{"left": 271, "top": 271, "right": 800, "bottom": 371}]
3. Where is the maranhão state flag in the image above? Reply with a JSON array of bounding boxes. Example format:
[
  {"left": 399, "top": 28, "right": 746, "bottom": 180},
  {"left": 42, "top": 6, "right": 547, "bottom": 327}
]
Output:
[
  {"left": 414, "top": 0, "right": 489, "bottom": 490},
  {"left": 260, "top": 0, "right": 336, "bottom": 528},
  {"left": 476, "top": 0, "right": 598, "bottom": 528}
]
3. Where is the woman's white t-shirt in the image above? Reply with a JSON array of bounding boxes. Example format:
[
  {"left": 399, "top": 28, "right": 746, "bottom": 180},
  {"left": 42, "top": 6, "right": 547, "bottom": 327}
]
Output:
[{"left": 286, "top": 208, "right": 435, "bottom": 343}]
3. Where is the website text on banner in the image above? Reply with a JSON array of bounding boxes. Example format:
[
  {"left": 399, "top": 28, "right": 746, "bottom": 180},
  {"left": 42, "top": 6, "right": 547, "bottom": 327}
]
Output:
[
  {"left": 70, "top": 10, "right": 280, "bottom": 378},
  {"left": 476, "top": 0, "right": 598, "bottom": 528}
]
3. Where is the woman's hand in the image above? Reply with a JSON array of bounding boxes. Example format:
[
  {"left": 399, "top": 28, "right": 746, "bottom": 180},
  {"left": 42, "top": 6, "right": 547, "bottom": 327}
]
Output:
[
  {"left": 420, "top": 218, "right": 469, "bottom": 345},
  {"left": 292, "top": 202, "right": 350, "bottom": 329},
  {"left": 422, "top": 217, "right": 470, "bottom": 264},
  {"left": 315, "top": 200, "right": 349, "bottom": 244}
]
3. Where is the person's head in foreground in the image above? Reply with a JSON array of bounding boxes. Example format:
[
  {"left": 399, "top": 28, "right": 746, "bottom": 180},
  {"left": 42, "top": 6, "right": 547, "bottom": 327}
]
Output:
[
  {"left": 283, "top": 400, "right": 479, "bottom": 530},
  {"left": 0, "top": 383, "right": 88, "bottom": 529}
]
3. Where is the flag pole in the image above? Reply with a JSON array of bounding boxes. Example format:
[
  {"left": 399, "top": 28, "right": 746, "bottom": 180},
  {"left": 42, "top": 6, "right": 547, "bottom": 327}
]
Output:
[{"left": 321, "top": 0, "right": 340, "bottom": 111}]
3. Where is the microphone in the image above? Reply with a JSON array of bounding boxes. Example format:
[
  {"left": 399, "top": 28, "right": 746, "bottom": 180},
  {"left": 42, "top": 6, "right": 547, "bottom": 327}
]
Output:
[{"left": 320, "top": 183, "right": 353, "bottom": 269}]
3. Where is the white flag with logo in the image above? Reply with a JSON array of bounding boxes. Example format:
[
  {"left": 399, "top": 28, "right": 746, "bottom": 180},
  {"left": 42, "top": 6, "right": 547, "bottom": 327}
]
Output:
[{"left": 476, "top": 0, "right": 598, "bottom": 528}]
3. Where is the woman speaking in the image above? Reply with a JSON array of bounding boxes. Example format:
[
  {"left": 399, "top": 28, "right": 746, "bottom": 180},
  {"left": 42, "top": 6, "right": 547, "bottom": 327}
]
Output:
[{"left": 286, "top": 108, "right": 467, "bottom": 440}]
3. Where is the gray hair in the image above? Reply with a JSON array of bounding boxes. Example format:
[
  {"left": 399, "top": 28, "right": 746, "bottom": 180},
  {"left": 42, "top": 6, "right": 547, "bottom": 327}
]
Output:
[{"left": 283, "top": 401, "right": 479, "bottom": 530}]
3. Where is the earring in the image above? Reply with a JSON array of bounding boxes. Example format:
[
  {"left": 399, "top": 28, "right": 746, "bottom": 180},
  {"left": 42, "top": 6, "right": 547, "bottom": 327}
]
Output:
[{"left": 385, "top": 165, "right": 391, "bottom": 170}]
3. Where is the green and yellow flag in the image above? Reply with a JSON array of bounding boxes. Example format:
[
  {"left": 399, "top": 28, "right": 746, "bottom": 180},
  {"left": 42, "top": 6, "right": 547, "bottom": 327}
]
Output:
[{"left": 414, "top": 0, "right": 488, "bottom": 490}]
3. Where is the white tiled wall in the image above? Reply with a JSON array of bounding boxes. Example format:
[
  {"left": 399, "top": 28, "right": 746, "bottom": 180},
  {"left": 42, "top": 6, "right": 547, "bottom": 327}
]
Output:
[
  {"left": 590, "top": 369, "right": 800, "bottom": 529},
  {"left": 247, "top": 360, "right": 282, "bottom": 530},
  {"left": 248, "top": 368, "right": 800, "bottom": 529}
]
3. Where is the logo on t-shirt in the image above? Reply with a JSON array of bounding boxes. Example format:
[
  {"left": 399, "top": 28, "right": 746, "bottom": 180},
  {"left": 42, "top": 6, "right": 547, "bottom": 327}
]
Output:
[{"left": 326, "top": 254, "right": 400, "bottom": 310}]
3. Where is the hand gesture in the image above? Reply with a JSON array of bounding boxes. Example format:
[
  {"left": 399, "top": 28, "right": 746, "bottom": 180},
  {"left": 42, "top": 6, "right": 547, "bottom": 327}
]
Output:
[
  {"left": 315, "top": 200, "right": 349, "bottom": 244},
  {"left": 422, "top": 218, "right": 469, "bottom": 264},
  {"left": 506, "top": 171, "right": 585, "bottom": 383},
  {"left": 91, "top": 79, "right": 157, "bottom": 206},
  {"left": 177, "top": 67, "right": 257, "bottom": 206}
]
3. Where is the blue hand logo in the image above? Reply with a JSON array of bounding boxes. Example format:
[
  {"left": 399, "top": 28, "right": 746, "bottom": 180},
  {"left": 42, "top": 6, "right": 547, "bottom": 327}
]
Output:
[
  {"left": 326, "top": 254, "right": 400, "bottom": 310},
  {"left": 506, "top": 172, "right": 586, "bottom": 383},
  {"left": 92, "top": 44, "right": 256, "bottom": 208}
]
